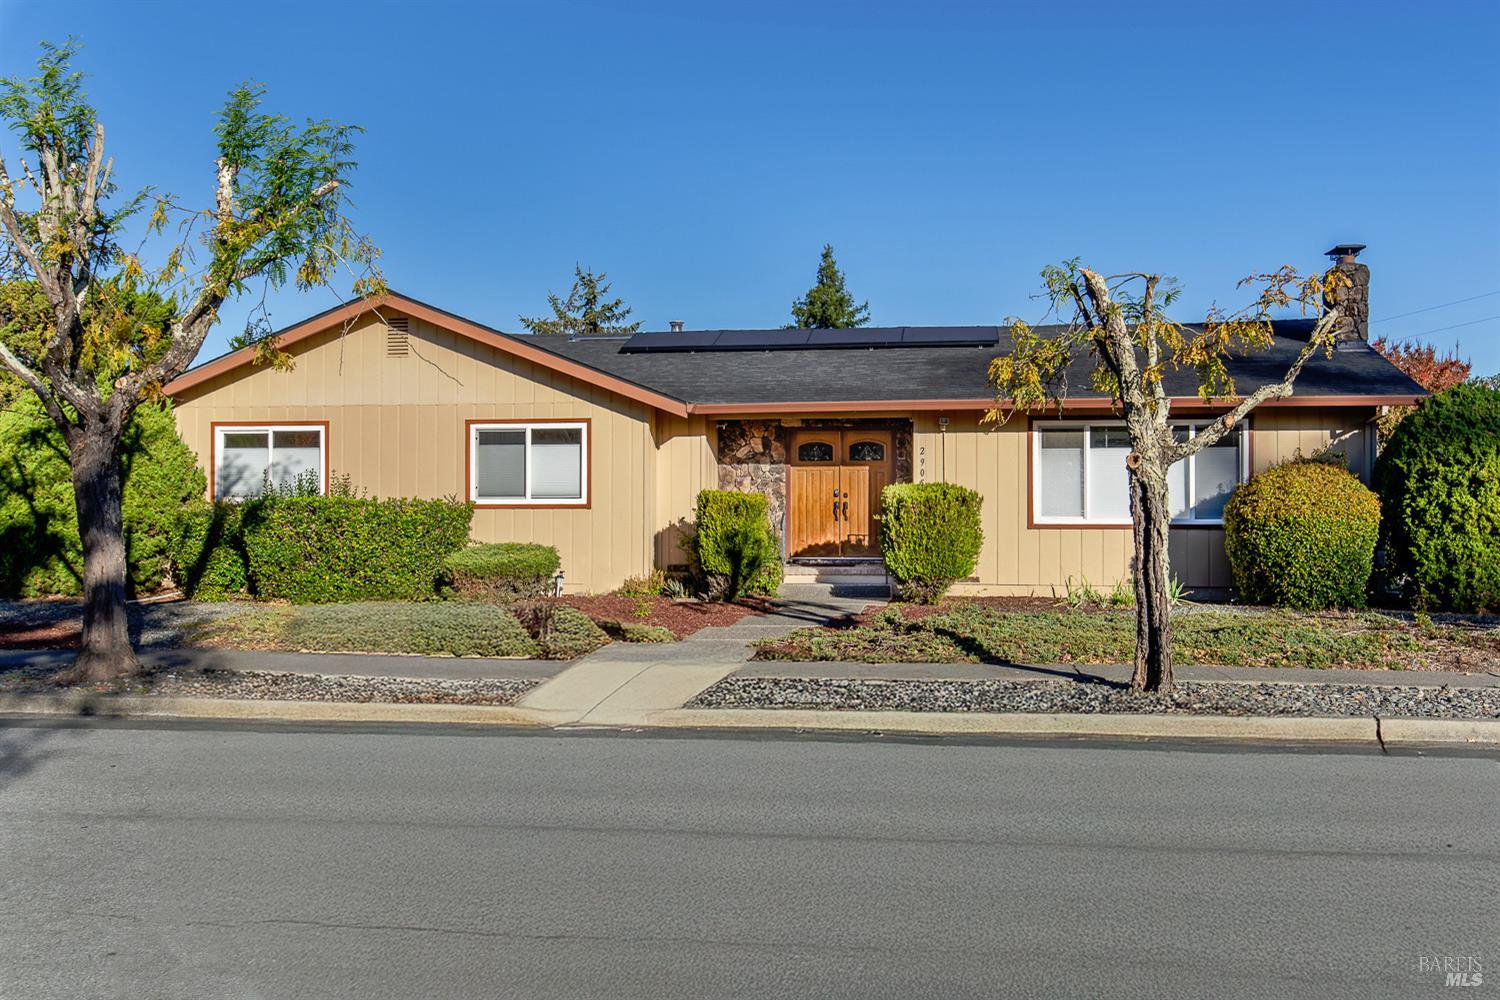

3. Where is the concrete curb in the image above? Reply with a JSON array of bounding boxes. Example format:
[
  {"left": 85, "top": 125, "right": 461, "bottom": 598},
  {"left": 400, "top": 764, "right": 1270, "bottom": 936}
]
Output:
[
  {"left": 3, "top": 690, "right": 1498, "bottom": 746},
  {"left": 647, "top": 708, "right": 1386, "bottom": 743}
]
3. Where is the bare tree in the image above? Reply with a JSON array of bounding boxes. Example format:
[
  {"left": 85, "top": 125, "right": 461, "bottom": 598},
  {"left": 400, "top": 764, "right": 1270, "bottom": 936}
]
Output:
[
  {"left": 0, "top": 41, "right": 381, "bottom": 681},
  {"left": 989, "top": 261, "right": 1344, "bottom": 692}
]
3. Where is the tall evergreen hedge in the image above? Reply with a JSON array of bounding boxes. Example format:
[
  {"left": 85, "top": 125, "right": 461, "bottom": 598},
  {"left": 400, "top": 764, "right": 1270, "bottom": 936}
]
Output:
[
  {"left": 879, "top": 483, "right": 984, "bottom": 602},
  {"left": 0, "top": 398, "right": 205, "bottom": 597},
  {"left": 173, "top": 494, "right": 473, "bottom": 603},
  {"left": 1374, "top": 383, "right": 1500, "bottom": 612}
]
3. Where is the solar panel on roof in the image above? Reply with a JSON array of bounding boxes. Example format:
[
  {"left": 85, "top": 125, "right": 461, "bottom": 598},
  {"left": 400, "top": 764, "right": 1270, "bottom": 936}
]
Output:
[
  {"left": 619, "top": 325, "right": 1000, "bottom": 353},
  {"left": 620, "top": 330, "right": 722, "bottom": 353},
  {"left": 899, "top": 327, "right": 998, "bottom": 346},
  {"left": 805, "top": 327, "right": 905, "bottom": 347},
  {"left": 711, "top": 329, "right": 811, "bottom": 350}
]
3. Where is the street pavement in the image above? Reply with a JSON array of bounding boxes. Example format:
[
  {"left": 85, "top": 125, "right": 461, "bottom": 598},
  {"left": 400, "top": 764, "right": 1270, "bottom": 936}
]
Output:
[{"left": 0, "top": 721, "right": 1495, "bottom": 999}]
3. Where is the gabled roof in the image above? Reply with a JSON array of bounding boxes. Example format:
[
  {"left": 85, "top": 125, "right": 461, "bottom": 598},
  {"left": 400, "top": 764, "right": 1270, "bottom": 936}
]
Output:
[
  {"left": 165, "top": 291, "right": 1425, "bottom": 415},
  {"left": 163, "top": 291, "right": 693, "bottom": 417}
]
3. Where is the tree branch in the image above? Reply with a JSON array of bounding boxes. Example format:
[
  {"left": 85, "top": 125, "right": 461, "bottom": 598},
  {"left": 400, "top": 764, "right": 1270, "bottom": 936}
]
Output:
[
  {"left": 0, "top": 341, "right": 73, "bottom": 430},
  {"left": 1174, "top": 310, "right": 1340, "bottom": 460}
]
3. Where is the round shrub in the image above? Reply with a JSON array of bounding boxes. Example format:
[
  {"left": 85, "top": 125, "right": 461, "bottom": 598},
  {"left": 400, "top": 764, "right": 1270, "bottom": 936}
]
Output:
[
  {"left": 1223, "top": 460, "right": 1380, "bottom": 609},
  {"left": 443, "top": 542, "right": 561, "bottom": 603},
  {"left": 879, "top": 483, "right": 984, "bottom": 602},
  {"left": 1374, "top": 383, "right": 1500, "bottom": 612},
  {"left": 0, "top": 397, "right": 205, "bottom": 597}
]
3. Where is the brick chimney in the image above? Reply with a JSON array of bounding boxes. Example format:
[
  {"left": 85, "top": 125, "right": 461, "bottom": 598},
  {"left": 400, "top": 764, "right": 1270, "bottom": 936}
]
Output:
[{"left": 1324, "top": 244, "right": 1369, "bottom": 343}]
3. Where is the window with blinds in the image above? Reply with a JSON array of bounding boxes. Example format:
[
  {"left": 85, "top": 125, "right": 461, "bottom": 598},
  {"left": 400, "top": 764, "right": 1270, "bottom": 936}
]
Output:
[
  {"left": 1032, "top": 421, "right": 1246, "bottom": 525},
  {"left": 469, "top": 422, "right": 588, "bottom": 505}
]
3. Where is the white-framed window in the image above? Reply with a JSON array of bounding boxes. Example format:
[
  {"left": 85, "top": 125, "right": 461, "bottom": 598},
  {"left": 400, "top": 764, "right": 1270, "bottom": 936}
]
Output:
[
  {"left": 214, "top": 424, "right": 326, "bottom": 500},
  {"left": 469, "top": 421, "right": 589, "bottom": 506},
  {"left": 1032, "top": 420, "right": 1248, "bottom": 525}
]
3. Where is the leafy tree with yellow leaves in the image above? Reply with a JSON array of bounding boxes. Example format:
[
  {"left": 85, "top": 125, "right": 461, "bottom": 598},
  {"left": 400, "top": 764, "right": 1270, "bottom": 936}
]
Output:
[
  {"left": 0, "top": 42, "right": 382, "bottom": 680},
  {"left": 989, "top": 260, "right": 1346, "bottom": 692}
]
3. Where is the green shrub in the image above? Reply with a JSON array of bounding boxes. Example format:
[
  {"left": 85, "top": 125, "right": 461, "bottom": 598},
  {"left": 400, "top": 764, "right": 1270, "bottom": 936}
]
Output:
[
  {"left": 0, "top": 398, "right": 205, "bottom": 597},
  {"left": 692, "top": 489, "right": 783, "bottom": 599},
  {"left": 243, "top": 496, "right": 472, "bottom": 603},
  {"left": 443, "top": 542, "right": 560, "bottom": 603},
  {"left": 512, "top": 601, "right": 610, "bottom": 659},
  {"left": 1223, "top": 460, "right": 1380, "bottom": 609},
  {"left": 879, "top": 483, "right": 984, "bottom": 602},
  {"left": 172, "top": 502, "right": 250, "bottom": 600},
  {"left": 595, "top": 618, "right": 676, "bottom": 643},
  {"left": 1374, "top": 383, "right": 1500, "bottom": 612}
]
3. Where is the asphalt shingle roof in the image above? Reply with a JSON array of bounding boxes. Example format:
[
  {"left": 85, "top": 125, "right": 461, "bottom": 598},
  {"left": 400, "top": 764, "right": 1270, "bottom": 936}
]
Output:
[{"left": 522, "top": 321, "right": 1424, "bottom": 406}]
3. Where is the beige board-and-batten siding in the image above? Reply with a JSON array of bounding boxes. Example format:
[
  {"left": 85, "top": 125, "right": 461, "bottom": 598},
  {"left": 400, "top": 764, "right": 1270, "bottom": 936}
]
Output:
[
  {"left": 171, "top": 308, "right": 710, "bottom": 594},
  {"left": 912, "top": 408, "right": 1376, "bottom": 597}
]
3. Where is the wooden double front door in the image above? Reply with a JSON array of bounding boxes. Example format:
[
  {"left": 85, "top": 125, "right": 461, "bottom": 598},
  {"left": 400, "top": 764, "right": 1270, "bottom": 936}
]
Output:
[{"left": 788, "top": 430, "right": 894, "bottom": 558}]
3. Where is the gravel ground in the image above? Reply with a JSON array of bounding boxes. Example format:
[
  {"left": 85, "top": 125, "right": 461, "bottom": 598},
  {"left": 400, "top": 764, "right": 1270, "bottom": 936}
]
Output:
[
  {"left": 0, "top": 666, "right": 538, "bottom": 705},
  {"left": 0, "top": 599, "right": 243, "bottom": 649},
  {"left": 689, "top": 676, "right": 1500, "bottom": 719}
]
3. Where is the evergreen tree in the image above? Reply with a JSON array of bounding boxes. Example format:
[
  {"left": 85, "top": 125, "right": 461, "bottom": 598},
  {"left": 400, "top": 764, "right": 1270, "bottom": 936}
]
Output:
[
  {"left": 520, "top": 264, "right": 642, "bottom": 337},
  {"left": 788, "top": 244, "right": 870, "bottom": 329}
]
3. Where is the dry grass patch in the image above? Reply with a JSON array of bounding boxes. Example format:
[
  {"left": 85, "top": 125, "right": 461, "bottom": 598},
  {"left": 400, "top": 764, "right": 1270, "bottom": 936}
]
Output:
[{"left": 755, "top": 603, "right": 1500, "bottom": 672}]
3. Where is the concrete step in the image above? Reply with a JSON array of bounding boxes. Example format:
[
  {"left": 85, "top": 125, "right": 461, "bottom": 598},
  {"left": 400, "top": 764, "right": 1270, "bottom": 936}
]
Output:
[{"left": 783, "top": 561, "right": 889, "bottom": 588}]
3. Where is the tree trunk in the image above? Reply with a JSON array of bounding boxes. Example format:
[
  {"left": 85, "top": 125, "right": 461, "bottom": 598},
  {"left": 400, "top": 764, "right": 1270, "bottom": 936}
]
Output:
[
  {"left": 1129, "top": 460, "right": 1174, "bottom": 693},
  {"left": 63, "top": 432, "right": 140, "bottom": 683}
]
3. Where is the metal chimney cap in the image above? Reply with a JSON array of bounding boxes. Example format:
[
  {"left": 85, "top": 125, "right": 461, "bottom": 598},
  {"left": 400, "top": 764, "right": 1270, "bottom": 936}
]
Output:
[
  {"left": 1325, "top": 243, "right": 1367, "bottom": 260},
  {"left": 668, "top": 320, "right": 685, "bottom": 332}
]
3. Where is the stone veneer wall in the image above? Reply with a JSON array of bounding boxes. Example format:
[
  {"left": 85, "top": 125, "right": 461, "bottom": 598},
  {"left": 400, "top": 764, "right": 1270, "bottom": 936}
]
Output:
[
  {"left": 715, "top": 420, "right": 790, "bottom": 540},
  {"left": 713, "top": 418, "right": 914, "bottom": 551}
]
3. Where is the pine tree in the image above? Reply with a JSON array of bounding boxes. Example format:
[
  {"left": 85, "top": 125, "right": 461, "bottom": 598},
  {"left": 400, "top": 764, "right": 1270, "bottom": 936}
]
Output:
[
  {"left": 520, "top": 264, "right": 642, "bottom": 337},
  {"left": 788, "top": 244, "right": 870, "bottom": 329}
]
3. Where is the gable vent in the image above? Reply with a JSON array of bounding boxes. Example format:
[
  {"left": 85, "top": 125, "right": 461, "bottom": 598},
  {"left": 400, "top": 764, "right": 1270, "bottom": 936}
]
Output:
[{"left": 385, "top": 317, "right": 409, "bottom": 357}]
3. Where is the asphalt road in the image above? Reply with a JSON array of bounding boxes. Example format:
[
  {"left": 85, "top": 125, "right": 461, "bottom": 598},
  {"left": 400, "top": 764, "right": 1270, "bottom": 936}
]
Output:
[{"left": 1, "top": 722, "right": 1495, "bottom": 1000}]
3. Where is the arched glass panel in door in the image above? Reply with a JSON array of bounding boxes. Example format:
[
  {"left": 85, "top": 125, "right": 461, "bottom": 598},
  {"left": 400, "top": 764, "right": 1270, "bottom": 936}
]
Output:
[
  {"left": 848, "top": 440, "right": 885, "bottom": 462},
  {"left": 797, "top": 441, "right": 835, "bottom": 462}
]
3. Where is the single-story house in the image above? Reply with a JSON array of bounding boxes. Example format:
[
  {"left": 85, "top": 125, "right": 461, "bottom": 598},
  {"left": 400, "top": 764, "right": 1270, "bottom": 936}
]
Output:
[{"left": 163, "top": 249, "right": 1422, "bottom": 596}]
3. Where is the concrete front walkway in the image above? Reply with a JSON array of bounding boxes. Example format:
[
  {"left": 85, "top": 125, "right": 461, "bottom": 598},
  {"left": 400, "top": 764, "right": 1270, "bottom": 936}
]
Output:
[{"left": 517, "top": 583, "right": 882, "bottom": 725}]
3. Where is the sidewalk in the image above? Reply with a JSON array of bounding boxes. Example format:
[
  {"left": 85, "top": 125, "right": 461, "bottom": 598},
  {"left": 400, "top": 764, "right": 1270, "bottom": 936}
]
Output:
[{"left": 4, "top": 583, "right": 1499, "bottom": 747}]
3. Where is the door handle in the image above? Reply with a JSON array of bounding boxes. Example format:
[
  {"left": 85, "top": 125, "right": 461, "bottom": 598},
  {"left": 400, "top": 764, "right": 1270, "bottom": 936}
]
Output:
[{"left": 842, "top": 500, "right": 849, "bottom": 520}]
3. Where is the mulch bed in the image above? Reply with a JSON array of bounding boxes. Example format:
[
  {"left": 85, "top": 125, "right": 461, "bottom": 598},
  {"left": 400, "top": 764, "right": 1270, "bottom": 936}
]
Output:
[
  {"left": 0, "top": 623, "right": 82, "bottom": 650},
  {"left": 560, "top": 595, "right": 771, "bottom": 638}
]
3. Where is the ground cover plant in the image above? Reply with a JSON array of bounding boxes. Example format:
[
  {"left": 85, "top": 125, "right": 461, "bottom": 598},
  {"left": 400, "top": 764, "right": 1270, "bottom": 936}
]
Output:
[
  {"left": 753, "top": 600, "right": 1500, "bottom": 672},
  {"left": 191, "top": 601, "right": 540, "bottom": 658}
]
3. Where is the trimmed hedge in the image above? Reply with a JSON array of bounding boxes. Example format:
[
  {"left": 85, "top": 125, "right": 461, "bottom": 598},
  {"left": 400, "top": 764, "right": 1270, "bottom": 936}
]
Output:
[
  {"left": 0, "top": 398, "right": 206, "bottom": 597},
  {"left": 693, "top": 489, "right": 783, "bottom": 599},
  {"left": 443, "top": 542, "right": 560, "bottom": 602},
  {"left": 1223, "top": 460, "right": 1380, "bottom": 609},
  {"left": 879, "top": 483, "right": 984, "bottom": 602},
  {"left": 1374, "top": 383, "right": 1500, "bottom": 612},
  {"left": 173, "top": 495, "right": 472, "bottom": 603}
]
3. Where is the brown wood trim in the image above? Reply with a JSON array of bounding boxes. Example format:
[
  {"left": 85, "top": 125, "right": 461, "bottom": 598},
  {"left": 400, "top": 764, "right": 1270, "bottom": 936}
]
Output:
[
  {"left": 208, "top": 420, "right": 330, "bottom": 500},
  {"left": 464, "top": 417, "right": 594, "bottom": 510},
  {"left": 690, "top": 394, "right": 1420, "bottom": 416},
  {"left": 165, "top": 292, "right": 692, "bottom": 418}
]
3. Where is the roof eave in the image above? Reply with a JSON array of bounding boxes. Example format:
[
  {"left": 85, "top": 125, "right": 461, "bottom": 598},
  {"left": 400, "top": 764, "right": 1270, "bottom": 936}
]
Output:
[{"left": 162, "top": 292, "right": 691, "bottom": 418}]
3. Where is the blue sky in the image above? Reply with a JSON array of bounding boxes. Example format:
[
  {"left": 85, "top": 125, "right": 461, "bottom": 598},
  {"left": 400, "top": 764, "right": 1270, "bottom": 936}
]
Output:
[{"left": 2, "top": 0, "right": 1498, "bottom": 374}]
